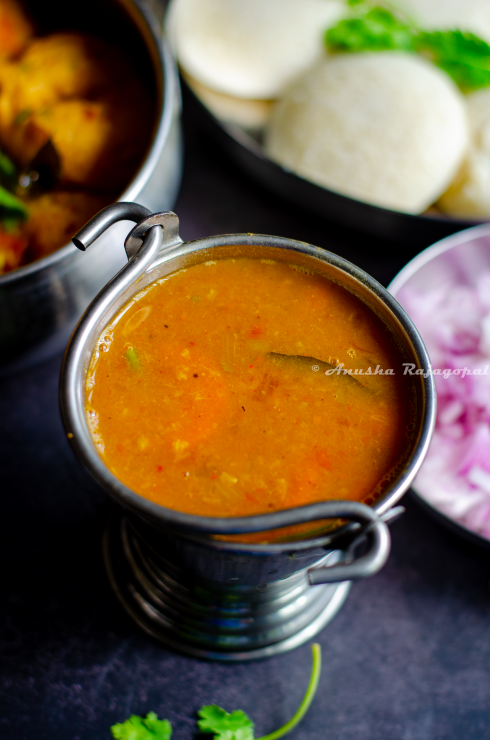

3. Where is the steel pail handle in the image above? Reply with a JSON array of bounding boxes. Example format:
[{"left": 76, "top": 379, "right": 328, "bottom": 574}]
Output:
[
  {"left": 307, "top": 506, "right": 403, "bottom": 585},
  {"left": 73, "top": 206, "right": 401, "bottom": 587}
]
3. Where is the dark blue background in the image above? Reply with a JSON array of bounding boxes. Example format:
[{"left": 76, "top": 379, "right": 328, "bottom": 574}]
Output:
[{"left": 2, "top": 115, "right": 490, "bottom": 740}]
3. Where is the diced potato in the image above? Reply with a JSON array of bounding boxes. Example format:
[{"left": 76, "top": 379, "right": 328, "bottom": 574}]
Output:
[
  {"left": 0, "top": 0, "right": 32, "bottom": 61},
  {"left": 0, "top": 27, "right": 154, "bottom": 266},
  {"left": 0, "top": 60, "right": 152, "bottom": 189},
  {"left": 24, "top": 190, "right": 111, "bottom": 259},
  {"left": 31, "top": 93, "right": 151, "bottom": 191},
  {"left": 0, "top": 32, "right": 152, "bottom": 186},
  {"left": 0, "top": 114, "right": 49, "bottom": 167},
  {"left": 0, "top": 33, "right": 131, "bottom": 115}
]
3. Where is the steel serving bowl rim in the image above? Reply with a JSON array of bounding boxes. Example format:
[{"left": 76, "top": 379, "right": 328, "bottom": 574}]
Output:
[
  {"left": 389, "top": 222, "right": 490, "bottom": 295},
  {"left": 62, "top": 231, "right": 436, "bottom": 538},
  {"left": 0, "top": 0, "right": 177, "bottom": 286}
]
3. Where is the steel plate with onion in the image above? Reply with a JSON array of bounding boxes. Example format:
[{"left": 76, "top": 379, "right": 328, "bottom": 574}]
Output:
[
  {"left": 390, "top": 224, "right": 490, "bottom": 549},
  {"left": 0, "top": 0, "right": 183, "bottom": 372}
]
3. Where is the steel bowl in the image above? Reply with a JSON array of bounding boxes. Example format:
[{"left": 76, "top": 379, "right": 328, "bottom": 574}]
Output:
[
  {"left": 60, "top": 203, "right": 436, "bottom": 659},
  {"left": 389, "top": 223, "right": 490, "bottom": 549},
  {"left": 180, "top": 78, "right": 481, "bottom": 252},
  {"left": 0, "top": 0, "right": 183, "bottom": 373}
]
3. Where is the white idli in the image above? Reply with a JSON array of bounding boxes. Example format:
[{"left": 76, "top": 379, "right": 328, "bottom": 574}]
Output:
[
  {"left": 182, "top": 72, "right": 273, "bottom": 132},
  {"left": 439, "top": 88, "right": 490, "bottom": 218},
  {"left": 265, "top": 52, "right": 469, "bottom": 214},
  {"left": 166, "top": 0, "right": 345, "bottom": 100},
  {"left": 400, "top": 0, "right": 490, "bottom": 44}
]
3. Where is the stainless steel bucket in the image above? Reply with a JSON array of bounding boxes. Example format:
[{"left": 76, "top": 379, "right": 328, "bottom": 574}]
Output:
[
  {"left": 60, "top": 203, "right": 436, "bottom": 660},
  {"left": 0, "top": 0, "right": 182, "bottom": 372}
]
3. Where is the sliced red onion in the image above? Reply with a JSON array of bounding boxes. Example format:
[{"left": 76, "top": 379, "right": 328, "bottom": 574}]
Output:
[{"left": 399, "top": 274, "right": 490, "bottom": 540}]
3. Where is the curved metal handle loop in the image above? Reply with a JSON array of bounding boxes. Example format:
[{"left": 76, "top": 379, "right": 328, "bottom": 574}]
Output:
[
  {"left": 70, "top": 203, "right": 184, "bottom": 323},
  {"left": 71, "top": 205, "right": 166, "bottom": 331},
  {"left": 73, "top": 202, "right": 184, "bottom": 261},
  {"left": 72, "top": 202, "right": 152, "bottom": 251},
  {"left": 125, "top": 211, "right": 183, "bottom": 258},
  {"left": 308, "top": 518, "right": 391, "bottom": 585}
]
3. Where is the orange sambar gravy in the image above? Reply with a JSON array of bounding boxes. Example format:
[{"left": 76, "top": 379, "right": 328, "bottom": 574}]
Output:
[{"left": 86, "top": 257, "right": 415, "bottom": 518}]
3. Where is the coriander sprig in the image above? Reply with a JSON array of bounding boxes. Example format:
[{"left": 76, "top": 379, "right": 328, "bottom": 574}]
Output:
[
  {"left": 111, "top": 644, "right": 322, "bottom": 740},
  {"left": 257, "top": 643, "right": 322, "bottom": 740}
]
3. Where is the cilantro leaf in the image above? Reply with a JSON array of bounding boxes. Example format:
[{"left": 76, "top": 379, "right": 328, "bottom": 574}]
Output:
[
  {"left": 415, "top": 30, "right": 490, "bottom": 92},
  {"left": 326, "top": 7, "right": 414, "bottom": 53},
  {"left": 111, "top": 712, "right": 172, "bottom": 740},
  {"left": 325, "top": 4, "right": 490, "bottom": 92},
  {"left": 110, "top": 645, "right": 322, "bottom": 740},
  {"left": 198, "top": 705, "right": 254, "bottom": 740},
  {"left": 197, "top": 644, "right": 322, "bottom": 740}
]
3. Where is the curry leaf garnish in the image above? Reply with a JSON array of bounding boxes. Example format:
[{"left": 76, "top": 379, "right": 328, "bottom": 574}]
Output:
[
  {"left": 110, "top": 644, "right": 322, "bottom": 740},
  {"left": 0, "top": 149, "right": 17, "bottom": 185},
  {"left": 0, "top": 185, "right": 28, "bottom": 216},
  {"left": 0, "top": 183, "right": 28, "bottom": 229},
  {"left": 0, "top": 147, "right": 27, "bottom": 229},
  {"left": 325, "top": 1, "right": 490, "bottom": 92},
  {"left": 111, "top": 712, "right": 172, "bottom": 740}
]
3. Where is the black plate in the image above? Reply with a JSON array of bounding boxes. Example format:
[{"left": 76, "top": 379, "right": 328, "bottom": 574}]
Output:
[
  {"left": 410, "top": 488, "right": 490, "bottom": 551},
  {"left": 183, "top": 78, "right": 483, "bottom": 250}
]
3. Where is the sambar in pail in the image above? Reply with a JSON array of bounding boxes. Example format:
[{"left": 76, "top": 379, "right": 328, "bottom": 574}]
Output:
[{"left": 86, "top": 256, "right": 415, "bottom": 518}]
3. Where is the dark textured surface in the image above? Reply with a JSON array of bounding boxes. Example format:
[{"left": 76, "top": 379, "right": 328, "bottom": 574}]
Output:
[{"left": 2, "top": 114, "right": 490, "bottom": 740}]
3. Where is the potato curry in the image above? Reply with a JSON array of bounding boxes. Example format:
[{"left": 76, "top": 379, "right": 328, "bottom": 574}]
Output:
[
  {"left": 86, "top": 258, "right": 415, "bottom": 518},
  {"left": 0, "top": 0, "right": 153, "bottom": 273}
]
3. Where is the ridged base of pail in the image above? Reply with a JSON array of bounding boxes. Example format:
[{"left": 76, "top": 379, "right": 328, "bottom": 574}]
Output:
[{"left": 103, "top": 509, "right": 351, "bottom": 661}]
